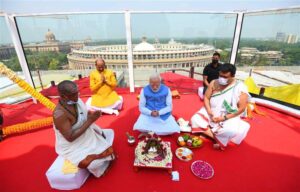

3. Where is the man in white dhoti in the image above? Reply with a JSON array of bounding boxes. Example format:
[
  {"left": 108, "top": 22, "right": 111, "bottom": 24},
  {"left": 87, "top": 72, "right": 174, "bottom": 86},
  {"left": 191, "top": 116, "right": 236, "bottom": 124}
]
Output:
[
  {"left": 133, "top": 74, "right": 180, "bottom": 135},
  {"left": 191, "top": 64, "right": 250, "bottom": 150},
  {"left": 53, "top": 80, "right": 115, "bottom": 178}
]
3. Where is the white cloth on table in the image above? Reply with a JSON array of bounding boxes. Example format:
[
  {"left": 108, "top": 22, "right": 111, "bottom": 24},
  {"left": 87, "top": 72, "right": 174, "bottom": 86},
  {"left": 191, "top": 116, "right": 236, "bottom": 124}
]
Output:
[
  {"left": 191, "top": 81, "right": 250, "bottom": 147},
  {"left": 133, "top": 88, "right": 180, "bottom": 135},
  {"left": 86, "top": 96, "right": 123, "bottom": 115}
]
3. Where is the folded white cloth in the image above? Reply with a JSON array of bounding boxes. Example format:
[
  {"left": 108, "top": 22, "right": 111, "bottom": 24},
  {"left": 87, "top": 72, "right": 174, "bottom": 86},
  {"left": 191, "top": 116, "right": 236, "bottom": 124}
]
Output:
[
  {"left": 46, "top": 156, "right": 90, "bottom": 190},
  {"left": 177, "top": 118, "right": 191, "bottom": 132},
  {"left": 86, "top": 96, "right": 123, "bottom": 115}
]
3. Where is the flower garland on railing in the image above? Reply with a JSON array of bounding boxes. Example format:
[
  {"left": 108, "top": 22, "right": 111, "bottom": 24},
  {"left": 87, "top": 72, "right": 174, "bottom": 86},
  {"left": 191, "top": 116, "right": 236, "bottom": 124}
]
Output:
[
  {"left": 0, "top": 62, "right": 56, "bottom": 111},
  {"left": 0, "top": 62, "right": 57, "bottom": 139},
  {"left": 2, "top": 117, "right": 53, "bottom": 136}
]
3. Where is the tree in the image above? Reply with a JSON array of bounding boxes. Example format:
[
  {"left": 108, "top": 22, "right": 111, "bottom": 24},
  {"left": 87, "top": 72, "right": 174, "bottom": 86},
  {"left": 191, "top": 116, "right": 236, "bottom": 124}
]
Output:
[
  {"left": 256, "top": 55, "right": 268, "bottom": 66},
  {"left": 48, "top": 58, "right": 59, "bottom": 70},
  {"left": 1, "top": 57, "right": 22, "bottom": 71},
  {"left": 220, "top": 50, "right": 230, "bottom": 63}
]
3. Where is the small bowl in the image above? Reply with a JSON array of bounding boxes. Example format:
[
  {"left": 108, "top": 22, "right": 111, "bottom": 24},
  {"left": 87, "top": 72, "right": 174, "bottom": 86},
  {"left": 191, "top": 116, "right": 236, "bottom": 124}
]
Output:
[{"left": 128, "top": 138, "right": 136, "bottom": 145}]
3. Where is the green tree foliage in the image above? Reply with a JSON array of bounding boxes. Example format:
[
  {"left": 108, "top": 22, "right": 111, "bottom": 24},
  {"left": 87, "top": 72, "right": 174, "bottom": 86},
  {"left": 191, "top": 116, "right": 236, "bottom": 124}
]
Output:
[
  {"left": 220, "top": 50, "right": 230, "bottom": 63},
  {"left": 2, "top": 51, "right": 67, "bottom": 71},
  {"left": 256, "top": 55, "right": 268, "bottom": 66},
  {"left": 1, "top": 52, "right": 21, "bottom": 71},
  {"left": 48, "top": 58, "right": 59, "bottom": 70},
  {"left": 239, "top": 39, "right": 300, "bottom": 66}
]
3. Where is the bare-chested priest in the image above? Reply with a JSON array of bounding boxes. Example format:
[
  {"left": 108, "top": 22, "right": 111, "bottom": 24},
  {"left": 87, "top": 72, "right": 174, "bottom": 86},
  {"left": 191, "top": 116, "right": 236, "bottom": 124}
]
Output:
[{"left": 53, "top": 80, "right": 115, "bottom": 178}]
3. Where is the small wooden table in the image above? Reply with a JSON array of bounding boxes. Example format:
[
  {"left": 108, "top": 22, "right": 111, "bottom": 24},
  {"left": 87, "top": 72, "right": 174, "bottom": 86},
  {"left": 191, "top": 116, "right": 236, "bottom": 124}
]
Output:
[{"left": 134, "top": 141, "right": 173, "bottom": 174}]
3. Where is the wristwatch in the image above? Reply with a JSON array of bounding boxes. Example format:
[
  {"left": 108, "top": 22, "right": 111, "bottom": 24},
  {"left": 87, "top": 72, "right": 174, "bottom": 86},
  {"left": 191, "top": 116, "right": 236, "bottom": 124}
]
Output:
[{"left": 224, "top": 115, "right": 228, "bottom": 121}]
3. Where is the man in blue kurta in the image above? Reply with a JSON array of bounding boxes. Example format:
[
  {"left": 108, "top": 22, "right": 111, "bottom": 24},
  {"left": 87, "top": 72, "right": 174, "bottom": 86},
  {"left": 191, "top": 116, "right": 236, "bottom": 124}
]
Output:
[{"left": 133, "top": 74, "right": 180, "bottom": 135}]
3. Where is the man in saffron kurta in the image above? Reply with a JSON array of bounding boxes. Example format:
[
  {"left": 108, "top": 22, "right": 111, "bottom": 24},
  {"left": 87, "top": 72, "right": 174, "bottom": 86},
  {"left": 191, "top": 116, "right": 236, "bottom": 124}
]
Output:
[
  {"left": 86, "top": 59, "right": 123, "bottom": 115},
  {"left": 133, "top": 74, "right": 180, "bottom": 135}
]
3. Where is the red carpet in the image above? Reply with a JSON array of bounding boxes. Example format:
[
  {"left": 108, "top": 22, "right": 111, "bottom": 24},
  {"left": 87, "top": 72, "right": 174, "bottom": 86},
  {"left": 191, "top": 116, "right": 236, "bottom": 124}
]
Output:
[
  {"left": 40, "top": 72, "right": 202, "bottom": 97},
  {"left": 1, "top": 73, "right": 300, "bottom": 192}
]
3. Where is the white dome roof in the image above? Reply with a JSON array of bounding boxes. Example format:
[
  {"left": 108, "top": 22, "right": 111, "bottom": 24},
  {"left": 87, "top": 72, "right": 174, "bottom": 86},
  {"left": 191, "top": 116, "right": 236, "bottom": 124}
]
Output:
[
  {"left": 168, "top": 38, "right": 176, "bottom": 44},
  {"left": 134, "top": 42, "right": 156, "bottom": 51},
  {"left": 134, "top": 37, "right": 156, "bottom": 51}
]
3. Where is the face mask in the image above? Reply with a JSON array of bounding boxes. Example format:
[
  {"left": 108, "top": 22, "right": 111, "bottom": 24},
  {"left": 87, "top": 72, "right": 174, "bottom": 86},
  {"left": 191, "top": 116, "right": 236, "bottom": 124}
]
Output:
[
  {"left": 212, "top": 59, "right": 218, "bottom": 64},
  {"left": 218, "top": 77, "right": 229, "bottom": 85},
  {"left": 66, "top": 100, "right": 77, "bottom": 105}
]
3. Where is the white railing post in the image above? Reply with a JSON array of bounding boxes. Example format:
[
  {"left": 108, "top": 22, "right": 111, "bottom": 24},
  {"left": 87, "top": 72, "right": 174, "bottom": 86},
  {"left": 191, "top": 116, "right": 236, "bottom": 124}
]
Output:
[
  {"left": 125, "top": 11, "right": 135, "bottom": 92},
  {"left": 5, "top": 14, "right": 37, "bottom": 103},
  {"left": 230, "top": 12, "right": 244, "bottom": 64}
]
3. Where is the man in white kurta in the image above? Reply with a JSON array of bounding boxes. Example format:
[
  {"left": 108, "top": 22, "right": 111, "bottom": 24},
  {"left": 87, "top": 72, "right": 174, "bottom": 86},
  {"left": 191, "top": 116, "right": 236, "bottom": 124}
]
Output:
[
  {"left": 191, "top": 64, "right": 250, "bottom": 149},
  {"left": 53, "top": 80, "right": 115, "bottom": 178},
  {"left": 133, "top": 74, "right": 180, "bottom": 135}
]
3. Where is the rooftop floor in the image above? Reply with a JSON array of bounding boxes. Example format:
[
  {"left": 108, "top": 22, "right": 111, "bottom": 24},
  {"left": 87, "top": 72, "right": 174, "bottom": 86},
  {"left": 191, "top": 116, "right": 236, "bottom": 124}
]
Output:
[{"left": 0, "top": 73, "right": 299, "bottom": 192}]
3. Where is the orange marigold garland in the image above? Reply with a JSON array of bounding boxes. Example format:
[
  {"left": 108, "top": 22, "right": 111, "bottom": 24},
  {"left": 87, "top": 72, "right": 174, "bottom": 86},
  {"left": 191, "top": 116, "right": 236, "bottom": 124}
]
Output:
[
  {"left": 0, "top": 62, "right": 56, "bottom": 111},
  {"left": 0, "top": 62, "right": 57, "bottom": 139},
  {"left": 2, "top": 117, "right": 53, "bottom": 136}
]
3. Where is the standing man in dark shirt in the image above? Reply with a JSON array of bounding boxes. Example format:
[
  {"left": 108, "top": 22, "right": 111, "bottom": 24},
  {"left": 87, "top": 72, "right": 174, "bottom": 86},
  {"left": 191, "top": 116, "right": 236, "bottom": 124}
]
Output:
[{"left": 202, "top": 52, "right": 222, "bottom": 94}]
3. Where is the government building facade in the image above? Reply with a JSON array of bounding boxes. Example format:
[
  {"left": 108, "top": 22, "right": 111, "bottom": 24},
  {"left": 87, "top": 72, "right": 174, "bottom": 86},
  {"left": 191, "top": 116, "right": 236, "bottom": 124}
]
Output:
[
  {"left": 23, "top": 29, "right": 86, "bottom": 53},
  {"left": 67, "top": 37, "right": 215, "bottom": 70},
  {"left": 0, "top": 29, "right": 87, "bottom": 60}
]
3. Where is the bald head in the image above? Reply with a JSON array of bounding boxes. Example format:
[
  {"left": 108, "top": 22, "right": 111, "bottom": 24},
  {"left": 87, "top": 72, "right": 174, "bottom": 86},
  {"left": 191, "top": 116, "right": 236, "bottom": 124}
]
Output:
[
  {"left": 95, "top": 58, "right": 106, "bottom": 72},
  {"left": 58, "top": 80, "right": 78, "bottom": 96}
]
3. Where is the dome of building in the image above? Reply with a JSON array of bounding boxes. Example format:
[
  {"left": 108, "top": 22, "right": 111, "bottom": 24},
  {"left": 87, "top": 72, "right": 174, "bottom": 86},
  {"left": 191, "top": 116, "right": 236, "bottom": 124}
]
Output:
[
  {"left": 45, "top": 29, "right": 56, "bottom": 42},
  {"left": 134, "top": 37, "right": 156, "bottom": 51},
  {"left": 168, "top": 38, "right": 177, "bottom": 44}
]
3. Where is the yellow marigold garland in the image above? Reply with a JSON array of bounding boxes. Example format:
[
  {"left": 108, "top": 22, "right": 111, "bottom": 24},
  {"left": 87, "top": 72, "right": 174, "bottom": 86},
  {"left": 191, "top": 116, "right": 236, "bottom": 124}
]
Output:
[
  {"left": 0, "top": 62, "right": 56, "bottom": 111},
  {"left": 2, "top": 117, "right": 53, "bottom": 136}
]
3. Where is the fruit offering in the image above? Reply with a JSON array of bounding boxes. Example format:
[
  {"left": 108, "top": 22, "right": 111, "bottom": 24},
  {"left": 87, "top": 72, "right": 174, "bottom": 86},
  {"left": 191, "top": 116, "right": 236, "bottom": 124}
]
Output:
[
  {"left": 175, "top": 147, "right": 193, "bottom": 161},
  {"left": 191, "top": 160, "right": 214, "bottom": 179},
  {"left": 177, "top": 134, "right": 203, "bottom": 148}
]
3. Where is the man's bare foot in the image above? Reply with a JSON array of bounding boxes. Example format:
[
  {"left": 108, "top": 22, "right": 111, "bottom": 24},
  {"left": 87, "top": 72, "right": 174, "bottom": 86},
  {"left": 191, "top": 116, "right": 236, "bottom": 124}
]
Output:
[{"left": 198, "top": 132, "right": 215, "bottom": 142}]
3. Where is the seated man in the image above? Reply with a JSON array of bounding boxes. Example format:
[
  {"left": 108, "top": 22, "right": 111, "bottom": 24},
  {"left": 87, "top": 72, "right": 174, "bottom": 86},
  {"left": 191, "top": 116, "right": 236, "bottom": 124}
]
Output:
[
  {"left": 191, "top": 64, "right": 250, "bottom": 150},
  {"left": 133, "top": 74, "right": 180, "bottom": 135},
  {"left": 53, "top": 80, "right": 115, "bottom": 178},
  {"left": 86, "top": 58, "right": 123, "bottom": 115}
]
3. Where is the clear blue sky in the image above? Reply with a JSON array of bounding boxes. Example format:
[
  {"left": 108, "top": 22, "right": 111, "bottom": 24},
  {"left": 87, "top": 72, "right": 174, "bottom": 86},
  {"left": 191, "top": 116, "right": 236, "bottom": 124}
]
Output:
[
  {"left": 1, "top": 0, "right": 300, "bottom": 44},
  {"left": 1, "top": 0, "right": 299, "bottom": 13}
]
